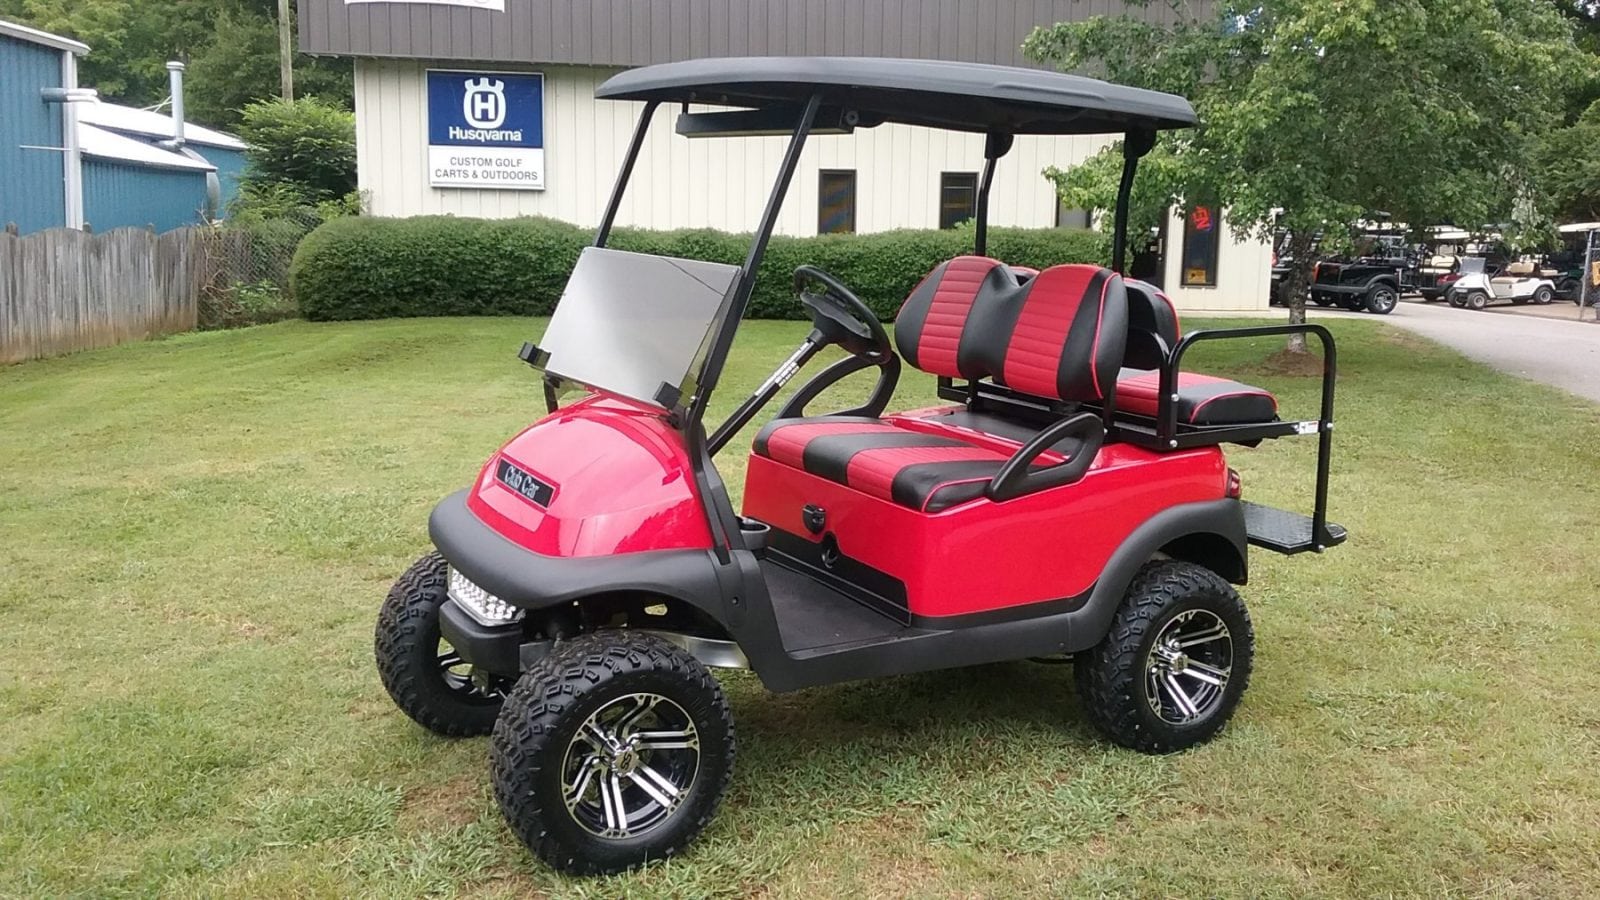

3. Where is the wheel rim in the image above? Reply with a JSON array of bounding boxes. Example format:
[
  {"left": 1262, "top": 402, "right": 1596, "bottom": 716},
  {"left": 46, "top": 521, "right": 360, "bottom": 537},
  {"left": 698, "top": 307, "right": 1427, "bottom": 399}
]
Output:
[
  {"left": 436, "top": 638, "right": 507, "bottom": 706},
  {"left": 1144, "top": 610, "right": 1233, "bottom": 725},
  {"left": 561, "top": 693, "right": 700, "bottom": 839},
  {"left": 1372, "top": 288, "right": 1396, "bottom": 311}
]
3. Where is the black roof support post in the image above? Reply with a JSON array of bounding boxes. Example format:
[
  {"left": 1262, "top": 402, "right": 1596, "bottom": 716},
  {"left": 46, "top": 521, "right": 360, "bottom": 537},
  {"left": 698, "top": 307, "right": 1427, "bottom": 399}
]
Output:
[
  {"left": 594, "top": 100, "right": 660, "bottom": 247},
  {"left": 685, "top": 92, "right": 823, "bottom": 559},
  {"left": 973, "top": 131, "right": 1013, "bottom": 258},
  {"left": 1111, "top": 127, "right": 1157, "bottom": 274}
]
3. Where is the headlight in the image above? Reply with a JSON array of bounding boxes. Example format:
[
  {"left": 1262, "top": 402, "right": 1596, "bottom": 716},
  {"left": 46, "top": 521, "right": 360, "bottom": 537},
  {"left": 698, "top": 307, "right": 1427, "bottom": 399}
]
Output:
[{"left": 448, "top": 568, "right": 525, "bottom": 626}]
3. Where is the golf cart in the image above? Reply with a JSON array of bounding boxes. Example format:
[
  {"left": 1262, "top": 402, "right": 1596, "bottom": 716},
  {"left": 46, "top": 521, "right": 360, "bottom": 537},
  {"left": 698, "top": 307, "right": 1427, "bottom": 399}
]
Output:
[
  {"left": 374, "top": 57, "right": 1347, "bottom": 874},
  {"left": 1553, "top": 223, "right": 1599, "bottom": 303},
  {"left": 1447, "top": 256, "right": 1557, "bottom": 309}
]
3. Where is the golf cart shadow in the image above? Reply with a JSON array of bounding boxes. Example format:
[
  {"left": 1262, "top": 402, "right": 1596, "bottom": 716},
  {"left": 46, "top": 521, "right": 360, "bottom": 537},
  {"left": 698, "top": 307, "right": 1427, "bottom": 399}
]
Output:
[{"left": 733, "top": 661, "right": 1099, "bottom": 758}]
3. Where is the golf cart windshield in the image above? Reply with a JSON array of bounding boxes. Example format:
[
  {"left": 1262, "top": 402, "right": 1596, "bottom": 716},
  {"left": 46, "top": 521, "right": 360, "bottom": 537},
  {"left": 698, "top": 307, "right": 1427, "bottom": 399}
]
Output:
[
  {"left": 540, "top": 247, "right": 740, "bottom": 408},
  {"left": 1459, "top": 257, "right": 1487, "bottom": 275}
]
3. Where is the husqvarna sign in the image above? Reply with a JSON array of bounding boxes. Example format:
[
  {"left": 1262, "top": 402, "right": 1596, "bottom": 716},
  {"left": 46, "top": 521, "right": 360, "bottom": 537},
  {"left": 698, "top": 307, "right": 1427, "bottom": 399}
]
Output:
[{"left": 426, "top": 70, "right": 545, "bottom": 190}]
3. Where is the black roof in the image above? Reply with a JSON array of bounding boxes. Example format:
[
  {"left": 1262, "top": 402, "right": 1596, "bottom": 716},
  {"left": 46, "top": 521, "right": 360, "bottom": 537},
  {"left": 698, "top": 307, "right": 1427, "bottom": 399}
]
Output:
[{"left": 595, "top": 56, "right": 1196, "bottom": 135}]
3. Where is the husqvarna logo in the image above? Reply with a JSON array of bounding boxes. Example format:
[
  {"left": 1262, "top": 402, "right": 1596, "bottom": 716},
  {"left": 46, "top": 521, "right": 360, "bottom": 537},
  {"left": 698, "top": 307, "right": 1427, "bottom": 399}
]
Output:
[
  {"left": 463, "top": 78, "right": 506, "bottom": 129},
  {"left": 448, "top": 77, "right": 524, "bottom": 142}
]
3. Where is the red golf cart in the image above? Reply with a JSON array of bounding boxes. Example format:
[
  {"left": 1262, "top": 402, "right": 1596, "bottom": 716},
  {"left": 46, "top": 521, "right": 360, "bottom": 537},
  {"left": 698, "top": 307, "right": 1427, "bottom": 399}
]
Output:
[{"left": 374, "top": 57, "right": 1346, "bottom": 874}]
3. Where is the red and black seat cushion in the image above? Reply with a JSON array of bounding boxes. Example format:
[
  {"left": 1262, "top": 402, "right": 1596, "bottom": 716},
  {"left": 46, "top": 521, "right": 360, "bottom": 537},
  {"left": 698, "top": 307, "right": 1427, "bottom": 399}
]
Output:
[
  {"left": 1117, "top": 370, "right": 1280, "bottom": 426},
  {"left": 892, "top": 256, "right": 1015, "bottom": 380},
  {"left": 752, "top": 417, "right": 1041, "bottom": 513}
]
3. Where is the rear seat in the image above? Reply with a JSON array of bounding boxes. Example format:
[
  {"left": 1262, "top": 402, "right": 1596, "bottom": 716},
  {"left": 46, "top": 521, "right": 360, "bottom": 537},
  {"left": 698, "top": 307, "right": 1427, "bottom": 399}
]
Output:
[{"left": 1117, "top": 280, "right": 1279, "bottom": 426}]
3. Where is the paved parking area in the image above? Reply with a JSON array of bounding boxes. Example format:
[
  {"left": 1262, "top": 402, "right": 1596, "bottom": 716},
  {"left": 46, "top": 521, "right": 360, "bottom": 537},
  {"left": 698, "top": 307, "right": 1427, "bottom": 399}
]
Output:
[{"left": 1322, "top": 299, "right": 1600, "bottom": 403}]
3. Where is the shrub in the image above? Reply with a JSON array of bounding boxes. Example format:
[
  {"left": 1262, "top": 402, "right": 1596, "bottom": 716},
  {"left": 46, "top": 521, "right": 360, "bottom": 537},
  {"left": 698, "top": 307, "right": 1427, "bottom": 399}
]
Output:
[{"left": 290, "top": 216, "right": 1111, "bottom": 322}]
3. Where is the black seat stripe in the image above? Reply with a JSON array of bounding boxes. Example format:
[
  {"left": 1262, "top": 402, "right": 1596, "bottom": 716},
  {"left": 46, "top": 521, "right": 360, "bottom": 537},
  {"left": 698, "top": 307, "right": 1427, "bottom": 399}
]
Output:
[
  {"left": 801, "top": 432, "right": 968, "bottom": 483},
  {"left": 889, "top": 459, "right": 1009, "bottom": 511},
  {"left": 751, "top": 416, "right": 883, "bottom": 457}
]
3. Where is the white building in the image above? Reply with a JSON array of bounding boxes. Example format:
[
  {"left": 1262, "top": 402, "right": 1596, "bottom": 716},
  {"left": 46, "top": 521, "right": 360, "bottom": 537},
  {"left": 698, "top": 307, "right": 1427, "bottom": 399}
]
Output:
[{"left": 301, "top": 0, "right": 1269, "bottom": 311}]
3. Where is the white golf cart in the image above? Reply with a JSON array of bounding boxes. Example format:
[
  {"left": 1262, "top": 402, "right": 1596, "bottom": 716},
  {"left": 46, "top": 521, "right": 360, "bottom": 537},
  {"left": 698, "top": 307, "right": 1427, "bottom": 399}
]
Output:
[{"left": 1447, "top": 257, "right": 1557, "bottom": 310}]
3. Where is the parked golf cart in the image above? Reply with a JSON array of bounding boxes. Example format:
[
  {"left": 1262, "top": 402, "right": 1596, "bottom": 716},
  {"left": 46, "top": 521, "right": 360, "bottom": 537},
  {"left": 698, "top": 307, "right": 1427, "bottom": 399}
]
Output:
[
  {"left": 1309, "top": 252, "right": 1404, "bottom": 314},
  {"left": 374, "top": 57, "right": 1347, "bottom": 875},
  {"left": 1553, "top": 223, "right": 1599, "bottom": 302},
  {"left": 1447, "top": 257, "right": 1557, "bottom": 310}
]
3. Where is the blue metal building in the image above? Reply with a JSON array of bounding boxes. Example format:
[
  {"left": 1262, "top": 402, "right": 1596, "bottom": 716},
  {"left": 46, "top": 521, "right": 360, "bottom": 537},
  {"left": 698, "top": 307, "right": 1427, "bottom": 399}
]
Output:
[
  {"left": 0, "top": 20, "right": 85, "bottom": 233},
  {"left": 1, "top": 19, "right": 248, "bottom": 235}
]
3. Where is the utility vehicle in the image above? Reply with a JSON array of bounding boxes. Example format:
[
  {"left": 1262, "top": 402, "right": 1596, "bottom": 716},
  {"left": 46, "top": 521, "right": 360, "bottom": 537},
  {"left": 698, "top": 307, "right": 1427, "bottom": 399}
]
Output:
[
  {"left": 373, "top": 57, "right": 1347, "bottom": 875},
  {"left": 1447, "top": 257, "right": 1557, "bottom": 310},
  {"left": 1310, "top": 254, "right": 1404, "bottom": 314}
]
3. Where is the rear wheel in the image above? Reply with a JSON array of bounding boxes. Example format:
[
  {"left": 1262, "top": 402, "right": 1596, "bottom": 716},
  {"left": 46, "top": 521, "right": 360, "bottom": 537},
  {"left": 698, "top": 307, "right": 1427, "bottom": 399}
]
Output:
[
  {"left": 1364, "top": 283, "right": 1398, "bottom": 315},
  {"left": 1075, "top": 560, "right": 1254, "bottom": 754},
  {"left": 1466, "top": 290, "right": 1489, "bottom": 311},
  {"left": 1533, "top": 285, "right": 1554, "bottom": 305},
  {"left": 375, "top": 552, "right": 509, "bottom": 736},
  {"left": 491, "top": 632, "right": 734, "bottom": 875}
]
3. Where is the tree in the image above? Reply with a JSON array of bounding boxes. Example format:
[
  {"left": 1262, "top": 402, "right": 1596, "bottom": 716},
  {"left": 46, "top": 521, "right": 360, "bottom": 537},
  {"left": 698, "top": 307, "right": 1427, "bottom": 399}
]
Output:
[
  {"left": 1026, "top": 0, "right": 1586, "bottom": 352},
  {"left": 234, "top": 96, "right": 357, "bottom": 202},
  {"left": 0, "top": 0, "right": 351, "bottom": 127},
  {"left": 1538, "top": 99, "right": 1600, "bottom": 222}
]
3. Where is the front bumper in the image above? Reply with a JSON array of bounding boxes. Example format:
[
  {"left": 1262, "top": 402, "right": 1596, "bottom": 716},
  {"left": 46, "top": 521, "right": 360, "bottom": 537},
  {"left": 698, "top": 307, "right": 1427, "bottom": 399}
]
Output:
[
  {"left": 427, "top": 489, "right": 730, "bottom": 617},
  {"left": 438, "top": 599, "right": 524, "bottom": 675}
]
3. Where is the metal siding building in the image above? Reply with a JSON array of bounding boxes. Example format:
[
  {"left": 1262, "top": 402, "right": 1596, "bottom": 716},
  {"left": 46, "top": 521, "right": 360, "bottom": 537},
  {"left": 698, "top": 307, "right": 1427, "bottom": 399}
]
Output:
[
  {"left": 82, "top": 161, "right": 212, "bottom": 234},
  {"left": 301, "top": 0, "right": 1269, "bottom": 309},
  {"left": 0, "top": 24, "right": 80, "bottom": 233}
]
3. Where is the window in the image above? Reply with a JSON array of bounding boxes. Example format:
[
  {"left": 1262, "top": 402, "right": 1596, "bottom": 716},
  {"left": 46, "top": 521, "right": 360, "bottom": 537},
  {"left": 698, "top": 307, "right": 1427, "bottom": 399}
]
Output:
[
  {"left": 817, "top": 170, "right": 856, "bottom": 234},
  {"left": 1181, "top": 205, "right": 1221, "bottom": 287},
  {"left": 1055, "top": 198, "right": 1091, "bottom": 230},
  {"left": 939, "top": 172, "right": 978, "bottom": 230}
]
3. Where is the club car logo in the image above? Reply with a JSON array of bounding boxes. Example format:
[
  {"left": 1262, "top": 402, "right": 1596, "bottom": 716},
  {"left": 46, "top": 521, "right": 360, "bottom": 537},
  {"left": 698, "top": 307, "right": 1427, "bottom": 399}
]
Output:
[{"left": 450, "top": 78, "right": 523, "bottom": 142}]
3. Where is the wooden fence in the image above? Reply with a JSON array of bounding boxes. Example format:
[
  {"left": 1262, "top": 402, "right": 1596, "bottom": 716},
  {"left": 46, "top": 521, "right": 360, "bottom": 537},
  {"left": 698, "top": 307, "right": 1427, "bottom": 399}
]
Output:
[{"left": 0, "top": 227, "right": 213, "bottom": 365}]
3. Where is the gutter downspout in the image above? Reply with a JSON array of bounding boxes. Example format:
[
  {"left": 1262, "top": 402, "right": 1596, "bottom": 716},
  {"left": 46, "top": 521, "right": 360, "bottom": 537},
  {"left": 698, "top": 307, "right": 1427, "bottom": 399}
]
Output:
[{"left": 61, "top": 50, "right": 83, "bottom": 229}]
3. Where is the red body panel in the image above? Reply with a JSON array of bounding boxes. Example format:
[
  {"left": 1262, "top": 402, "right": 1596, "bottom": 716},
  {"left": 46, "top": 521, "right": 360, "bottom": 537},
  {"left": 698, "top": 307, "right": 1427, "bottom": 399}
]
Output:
[
  {"left": 466, "top": 396, "right": 713, "bottom": 557},
  {"left": 742, "top": 411, "right": 1228, "bottom": 619}
]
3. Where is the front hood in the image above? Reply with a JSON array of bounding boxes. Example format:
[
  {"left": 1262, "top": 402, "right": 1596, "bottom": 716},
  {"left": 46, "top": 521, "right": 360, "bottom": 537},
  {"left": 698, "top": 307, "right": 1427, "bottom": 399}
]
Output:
[{"left": 464, "top": 396, "right": 713, "bottom": 557}]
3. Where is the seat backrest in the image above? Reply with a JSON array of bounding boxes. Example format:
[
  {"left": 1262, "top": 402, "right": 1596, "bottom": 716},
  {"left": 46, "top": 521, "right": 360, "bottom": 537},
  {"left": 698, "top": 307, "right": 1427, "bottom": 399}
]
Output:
[
  {"left": 1505, "top": 259, "right": 1535, "bottom": 276},
  {"left": 894, "top": 256, "right": 1015, "bottom": 380},
  {"left": 895, "top": 257, "right": 1128, "bottom": 404},
  {"left": 1123, "top": 278, "right": 1180, "bottom": 371}
]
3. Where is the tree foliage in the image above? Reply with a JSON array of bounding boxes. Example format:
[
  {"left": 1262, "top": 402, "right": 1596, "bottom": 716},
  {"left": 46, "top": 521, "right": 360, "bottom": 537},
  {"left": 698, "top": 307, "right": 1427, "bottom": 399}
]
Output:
[
  {"left": 0, "top": 0, "right": 350, "bottom": 128},
  {"left": 235, "top": 97, "right": 358, "bottom": 202},
  {"left": 1537, "top": 99, "right": 1600, "bottom": 222},
  {"left": 1025, "top": 0, "right": 1587, "bottom": 347}
]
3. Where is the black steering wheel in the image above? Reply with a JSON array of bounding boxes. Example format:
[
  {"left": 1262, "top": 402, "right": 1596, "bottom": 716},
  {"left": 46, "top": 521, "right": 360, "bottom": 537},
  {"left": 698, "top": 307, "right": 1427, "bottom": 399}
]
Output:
[{"left": 794, "top": 265, "right": 893, "bottom": 363}]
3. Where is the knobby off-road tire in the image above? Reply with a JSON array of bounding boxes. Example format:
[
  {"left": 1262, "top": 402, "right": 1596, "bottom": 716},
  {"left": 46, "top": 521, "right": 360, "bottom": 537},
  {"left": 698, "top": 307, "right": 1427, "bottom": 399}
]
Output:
[
  {"left": 1075, "top": 560, "right": 1255, "bottom": 754},
  {"left": 375, "top": 551, "right": 505, "bottom": 736},
  {"left": 492, "top": 632, "right": 735, "bottom": 875}
]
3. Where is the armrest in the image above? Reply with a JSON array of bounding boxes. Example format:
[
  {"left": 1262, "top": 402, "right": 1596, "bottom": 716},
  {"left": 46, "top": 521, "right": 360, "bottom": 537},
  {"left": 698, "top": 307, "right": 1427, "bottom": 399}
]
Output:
[{"left": 985, "top": 411, "right": 1105, "bottom": 502}]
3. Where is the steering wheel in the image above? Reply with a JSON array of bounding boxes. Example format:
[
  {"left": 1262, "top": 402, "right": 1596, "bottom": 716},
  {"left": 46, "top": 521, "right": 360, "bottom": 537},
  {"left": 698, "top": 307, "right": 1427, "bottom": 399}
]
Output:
[{"left": 794, "top": 265, "right": 893, "bottom": 363}]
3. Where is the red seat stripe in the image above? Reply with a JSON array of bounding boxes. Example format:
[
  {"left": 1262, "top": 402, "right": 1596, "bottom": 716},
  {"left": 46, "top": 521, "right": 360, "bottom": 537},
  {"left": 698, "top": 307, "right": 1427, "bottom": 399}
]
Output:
[
  {"left": 845, "top": 445, "right": 1006, "bottom": 501},
  {"left": 1002, "top": 266, "right": 1097, "bottom": 398},
  {"left": 761, "top": 422, "right": 893, "bottom": 469},
  {"left": 916, "top": 257, "right": 1000, "bottom": 377}
]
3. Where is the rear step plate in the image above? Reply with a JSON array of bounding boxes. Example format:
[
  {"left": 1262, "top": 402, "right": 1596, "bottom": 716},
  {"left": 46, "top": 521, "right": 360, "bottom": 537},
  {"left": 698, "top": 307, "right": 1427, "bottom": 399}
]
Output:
[{"left": 1242, "top": 501, "right": 1347, "bottom": 555}]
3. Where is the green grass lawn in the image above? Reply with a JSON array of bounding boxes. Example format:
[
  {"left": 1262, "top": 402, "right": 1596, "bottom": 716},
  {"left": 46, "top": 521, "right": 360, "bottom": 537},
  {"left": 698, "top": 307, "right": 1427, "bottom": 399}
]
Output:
[{"left": 3, "top": 316, "right": 1600, "bottom": 898}]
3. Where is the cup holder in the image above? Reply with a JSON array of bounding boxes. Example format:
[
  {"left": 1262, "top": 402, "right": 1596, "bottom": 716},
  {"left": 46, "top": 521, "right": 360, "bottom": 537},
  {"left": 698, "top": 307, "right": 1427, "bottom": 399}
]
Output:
[{"left": 738, "top": 517, "right": 772, "bottom": 557}]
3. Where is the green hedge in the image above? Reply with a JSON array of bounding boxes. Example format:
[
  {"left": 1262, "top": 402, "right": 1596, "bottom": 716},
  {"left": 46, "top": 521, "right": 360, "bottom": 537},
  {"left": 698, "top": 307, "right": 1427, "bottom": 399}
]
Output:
[{"left": 290, "top": 215, "right": 1110, "bottom": 322}]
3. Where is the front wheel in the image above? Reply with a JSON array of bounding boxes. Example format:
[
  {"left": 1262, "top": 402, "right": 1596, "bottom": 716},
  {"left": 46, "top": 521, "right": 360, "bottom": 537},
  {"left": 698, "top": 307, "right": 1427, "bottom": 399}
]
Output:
[
  {"left": 491, "top": 632, "right": 735, "bottom": 875},
  {"left": 1075, "top": 560, "right": 1255, "bottom": 754},
  {"left": 1365, "top": 283, "right": 1399, "bottom": 315},
  {"left": 375, "top": 552, "right": 509, "bottom": 736},
  {"left": 1466, "top": 290, "right": 1490, "bottom": 311}
]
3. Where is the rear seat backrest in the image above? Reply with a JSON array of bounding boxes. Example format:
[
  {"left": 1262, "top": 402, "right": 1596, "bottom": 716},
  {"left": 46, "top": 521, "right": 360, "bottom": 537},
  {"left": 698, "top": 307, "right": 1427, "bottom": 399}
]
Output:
[
  {"left": 895, "top": 258, "right": 1128, "bottom": 404},
  {"left": 1123, "top": 279, "right": 1181, "bottom": 371}
]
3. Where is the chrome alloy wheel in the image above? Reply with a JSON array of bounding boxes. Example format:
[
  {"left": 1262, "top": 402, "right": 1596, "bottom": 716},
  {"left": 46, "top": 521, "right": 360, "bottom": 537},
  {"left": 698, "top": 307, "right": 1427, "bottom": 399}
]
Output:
[
  {"left": 1144, "top": 609, "right": 1234, "bottom": 724},
  {"left": 561, "top": 693, "right": 700, "bottom": 839}
]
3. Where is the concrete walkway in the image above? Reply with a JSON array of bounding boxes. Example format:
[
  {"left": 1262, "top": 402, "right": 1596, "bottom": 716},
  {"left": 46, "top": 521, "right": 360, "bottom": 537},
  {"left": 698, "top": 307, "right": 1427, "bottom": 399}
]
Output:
[{"left": 1211, "top": 300, "right": 1600, "bottom": 404}]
